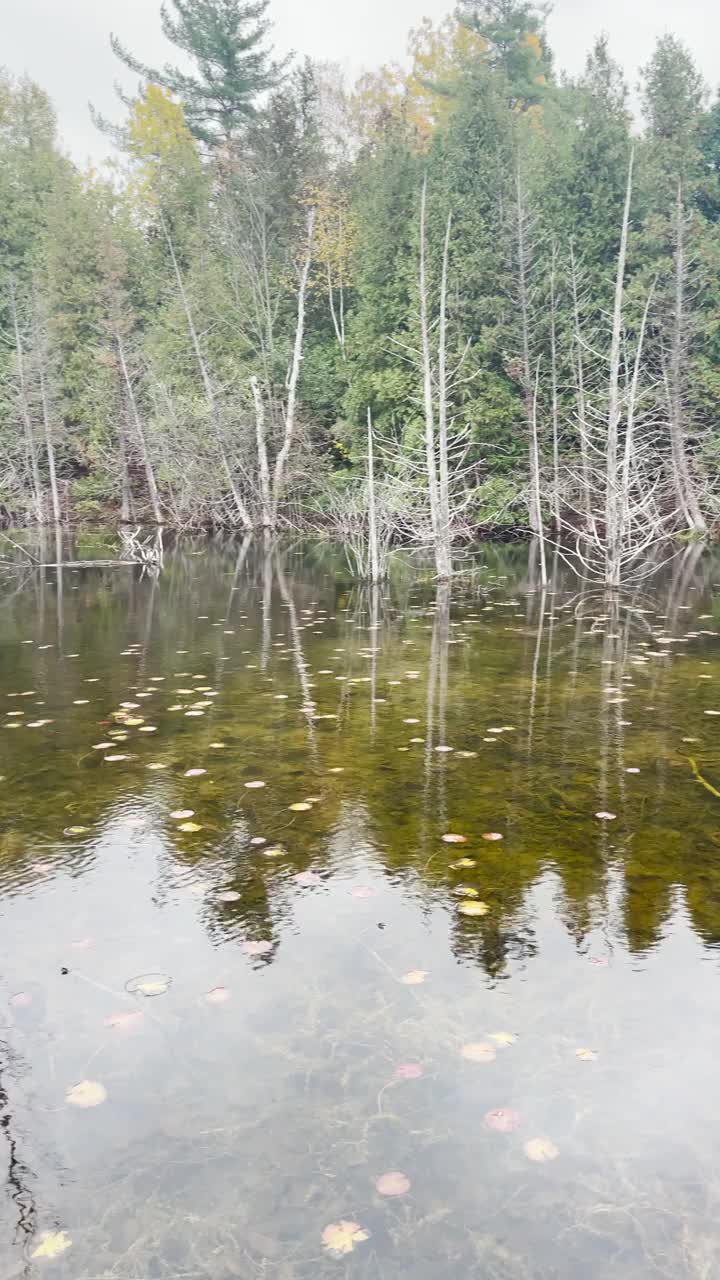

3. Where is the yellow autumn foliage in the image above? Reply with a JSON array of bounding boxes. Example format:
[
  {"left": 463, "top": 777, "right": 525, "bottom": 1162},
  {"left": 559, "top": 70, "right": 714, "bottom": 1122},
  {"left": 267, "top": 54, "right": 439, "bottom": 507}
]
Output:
[{"left": 352, "top": 16, "right": 487, "bottom": 151}]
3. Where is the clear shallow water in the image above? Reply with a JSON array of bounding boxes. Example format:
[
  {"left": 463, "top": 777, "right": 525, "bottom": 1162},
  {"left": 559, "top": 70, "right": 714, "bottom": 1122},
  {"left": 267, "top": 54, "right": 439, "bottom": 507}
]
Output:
[{"left": 2, "top": 537, "right": 720, "bottom": 1278}]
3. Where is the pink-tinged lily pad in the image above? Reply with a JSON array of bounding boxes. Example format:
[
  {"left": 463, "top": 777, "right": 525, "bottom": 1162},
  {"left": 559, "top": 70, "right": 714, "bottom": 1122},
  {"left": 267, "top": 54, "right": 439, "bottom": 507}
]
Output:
[
  {"left": 171, "top": 809, "right": 195, "bottom": 820},
  {"left": 589, "top": 955, "right": 609, "bottom": 967},
  {"left": 104, "top": 1010, "right": 144, "bottom": 1030},
  {"left": 242, "top": 939, "right": 272, "bottom": 956},
  {"left": 184, "top": 768, "right": 207, "bottom": 777},
  {"left": 481, "top": 832, "right": 503, "bottom": 841},
  {"left": 351, "top": 885, "right": 374, "bottom": 898},
  {"left": 205, "top": 987, "right": 230, "bottom": 1005},
  {"left": 442, "top": 833, "right": 467, "bottom": 844},
  {"left": 375, "top": 1171, "right": 411, "bottom": 1196},
  {"left": 395, "top": 1063, "right": 423, "bottom": 1079},
  {"left": 484, "top": 1108, "right": 520, "bottom": 1132},
  {"left": 218, "top": 890, "right": 241, "bottom": 902},
  {"left": 10, "top": 991, "right": 32, "bottom": 1009}
]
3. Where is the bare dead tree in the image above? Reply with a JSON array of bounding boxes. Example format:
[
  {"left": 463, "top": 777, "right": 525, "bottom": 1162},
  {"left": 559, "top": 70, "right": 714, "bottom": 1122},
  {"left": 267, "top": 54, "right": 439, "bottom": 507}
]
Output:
[
  {"left": 569, "top": 242, "right": 591, "bottom": 521},
  {"left": 367, "top": 407, "right": 381, "bottom": 582},
  {"left": 9, "top": 280, "right": 43, "bottom": 523},
  {"left": 665, "top": 180, "right": 707, "bottom": 534},
  {"left": 270, "top": 207, "right": 316, "bottom": 527},
  {"left": 116, "top": 335, "right": 163, "bottom": 525},
  {"left": 515, "top": 167, "right": 541, "bottom": 536},
  {"left": 161, "top": 211, "right": 253, "bottom": 531}
]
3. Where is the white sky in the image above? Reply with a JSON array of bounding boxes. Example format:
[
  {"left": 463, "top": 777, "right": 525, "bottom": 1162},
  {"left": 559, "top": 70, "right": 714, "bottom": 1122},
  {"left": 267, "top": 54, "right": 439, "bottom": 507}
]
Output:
[{"left": 2, "top": 0, "right": 720, "bottom": 163}]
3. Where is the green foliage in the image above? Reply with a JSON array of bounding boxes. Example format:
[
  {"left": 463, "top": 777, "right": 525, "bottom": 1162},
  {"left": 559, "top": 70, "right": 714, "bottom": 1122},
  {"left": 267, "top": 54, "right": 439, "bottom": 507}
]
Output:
[{"left": 110, "top": 0, "right": 288, "bottom": 146}]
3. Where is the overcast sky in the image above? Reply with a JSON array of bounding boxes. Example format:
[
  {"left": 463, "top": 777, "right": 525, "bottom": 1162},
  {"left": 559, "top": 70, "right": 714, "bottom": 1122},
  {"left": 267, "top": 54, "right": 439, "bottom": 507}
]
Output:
[{"left": 3, "top": 0, "right": 720, "bottom": 163}]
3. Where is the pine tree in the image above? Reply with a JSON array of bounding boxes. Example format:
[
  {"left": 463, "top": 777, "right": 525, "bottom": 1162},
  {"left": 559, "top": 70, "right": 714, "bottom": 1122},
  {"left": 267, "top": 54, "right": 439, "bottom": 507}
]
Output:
[{"left": 110, "top": 0, "right": 288, "bottom": 147}]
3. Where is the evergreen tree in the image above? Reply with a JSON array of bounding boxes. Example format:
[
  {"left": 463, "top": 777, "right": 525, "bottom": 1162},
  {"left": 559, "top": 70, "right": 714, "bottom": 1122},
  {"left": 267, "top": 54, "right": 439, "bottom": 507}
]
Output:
[{"left": 110, "top": 0, "right": 288, "bottom": 147}]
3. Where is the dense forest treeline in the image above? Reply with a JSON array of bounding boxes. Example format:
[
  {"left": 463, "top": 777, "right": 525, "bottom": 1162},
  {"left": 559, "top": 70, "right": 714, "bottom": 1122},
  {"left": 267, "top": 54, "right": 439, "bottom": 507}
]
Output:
[{"left": 1, "top": 0, "right": 720, "bottom": 555}]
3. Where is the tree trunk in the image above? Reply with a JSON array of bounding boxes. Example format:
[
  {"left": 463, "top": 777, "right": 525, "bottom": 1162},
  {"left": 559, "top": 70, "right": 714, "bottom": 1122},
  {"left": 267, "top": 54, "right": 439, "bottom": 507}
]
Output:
[
  {"left": 531, "top": 359, "right": 547, "bottom": 586},
  {"left": 569, "top": 243, "right": 591, "bottom": 522},
  {"left": 271, "top": 207, "right": 316, "bottom": 527},
  {"left": 10, "top": 281, "right": 43, "bottom": 523},
  {"left": 117, "top": 335, "right": 163, "bottom": 525},
  {"left": 118, "top": 422, "right": 132, "bottom": 522},
  {"left": 605, "top": 149, "right": 634, "bottom": 589},
  {"left": 435, "top": 210, "right": 453, "bottom": 581},
  {"left": 161, "top": 213, "right": 252, "bottom": 531},
  {"left": 516, "top": 169, "right": 540, "bottom": 535},
  {"left": 668, "top": 181, "right": 706, "bottom": 534},
  {"left": 367, "top": 407, "right": 381, "bottom": 582},
  {"left": 419, "top": 177, "right": 443, "bottom": 575},
  {"left": 39, "top": 364, "right": 61, "bottom": 526},
  {"left": 250, "top": 375, "right": 272, "bottom": 528},
  {"left": 549, "top": 242, "right": 560, "bottom": 529}
]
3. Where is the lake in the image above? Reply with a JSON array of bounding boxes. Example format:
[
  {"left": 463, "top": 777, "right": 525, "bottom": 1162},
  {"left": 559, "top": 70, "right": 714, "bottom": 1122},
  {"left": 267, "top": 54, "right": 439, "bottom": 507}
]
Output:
[{"left": 2, "top": 534, "right": 720, "bottom": 1279}]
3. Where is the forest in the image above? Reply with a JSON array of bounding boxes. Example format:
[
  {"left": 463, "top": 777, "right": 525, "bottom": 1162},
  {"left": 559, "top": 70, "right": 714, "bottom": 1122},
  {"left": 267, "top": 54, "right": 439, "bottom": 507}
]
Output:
[{"left": 1, "top": 0, "right": 720, "bottom": 584}]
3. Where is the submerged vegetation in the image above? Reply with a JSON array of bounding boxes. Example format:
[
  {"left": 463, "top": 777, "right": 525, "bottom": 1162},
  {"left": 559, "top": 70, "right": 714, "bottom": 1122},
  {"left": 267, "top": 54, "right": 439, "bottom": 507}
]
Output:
[{"left": 1, "top": 0, "right": 720, "bottom": 582}]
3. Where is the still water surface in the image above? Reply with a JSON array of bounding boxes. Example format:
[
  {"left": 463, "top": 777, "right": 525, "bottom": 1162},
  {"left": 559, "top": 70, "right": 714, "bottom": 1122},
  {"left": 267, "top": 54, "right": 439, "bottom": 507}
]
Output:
[{"left": 2, "top": 537, "right": 720, "bottom": 1278}]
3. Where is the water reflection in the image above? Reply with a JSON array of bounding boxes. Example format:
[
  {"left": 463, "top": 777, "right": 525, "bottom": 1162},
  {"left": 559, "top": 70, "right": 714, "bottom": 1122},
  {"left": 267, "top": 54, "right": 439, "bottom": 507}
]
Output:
[{"left": 2, "top": 536, "right": 720, "bottom": 1277}]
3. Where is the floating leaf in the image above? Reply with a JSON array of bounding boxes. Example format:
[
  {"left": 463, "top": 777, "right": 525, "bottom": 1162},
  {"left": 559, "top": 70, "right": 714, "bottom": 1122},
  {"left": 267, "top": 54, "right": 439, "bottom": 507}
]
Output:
[
  {"left": 146, "top": 762, "right": 169, "bottom": 770},
  {"left": 245, "top": 780, "right": 266, "bottom": 789},
  {"left": 31, "top": 1231, "right": 72, "bottom": 1260},
  {"left": 185, "top": 768, "right": 207, "bottom": 777},
  {"left": 455, "top": 750, "right": 478, "bottom": 758},
  {"left": 484, "top": 1108, "right": 520, "bottom": 1132},
  {"left": 179, "top": 821, "right": 203, "bottom": 832},
  {"left": 453, "top": 886, "right": 479, "bottom": 899},
  {"left": 488, "top": 1031, "right": 517, "bottom": 1047},
  {"left": 170, "top": 810, "right": 195, "bottom": 820},
  {"left": 442, "top": 833, "right": 467, "bottom": 844},
  {"left": 461, "top": 1042, "right": 496, "bottom": 1063},
  {"left": 481, "top": 832, "right": 503, "bottom": 841},
  {"left": 457, "top": 900, "right": 489, "bottom": 917},
  {"left": 525, "top": 1137, "right": 559, "bottom": 1163},
  {"left": 595, "top": 811, "right": 616, "bottom": 821},
  {"left": 63, "top": 826, "right": 90, "bottom": 836},
  {"left": 376, "top": 1171, "right": 410, "bottom": 1196},
  {"left": 395, "top": 1063, "right": 423, "bottom": 1079},
  {"left": 322, "top": 1221, "right": 370, "bottom": 1257},
  {"left": 10, "top": 991, "right": 32, "bottom": 1008},
  {"left": 351, "top": 885, "right": 374, "bottom": 898},
  {"left": 289, "top": 801, "right": 312, "bottom": 811},
  {"left": 449, "top": 858, "right": 477, "bottom": 870},
  {"left": 294, "top": 870, "right": 321, "bottom": 885},
  {"left": 125, "top": 972, "right": 172, "bottom": 997},
  {"left": 218, "top": 890, "right": 241, "bottom": 902},
  {"left": 400, "top": 970, "right": 428, "bottom": 985},
  {"left": 575, "top": 1047, "right": 598, "bottom": 1061},
  {"left": 104, "top": 754, "right": 129, "bottom": 762},
  {"left": 66, "top": 1079, "right": 107, "bottom": 1108},
  {"left": 589, "top": 956, "right": 609, "bottom": 967},
  {"left": 205, "top": 987, "right": 230, "bottom": 1004}
]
